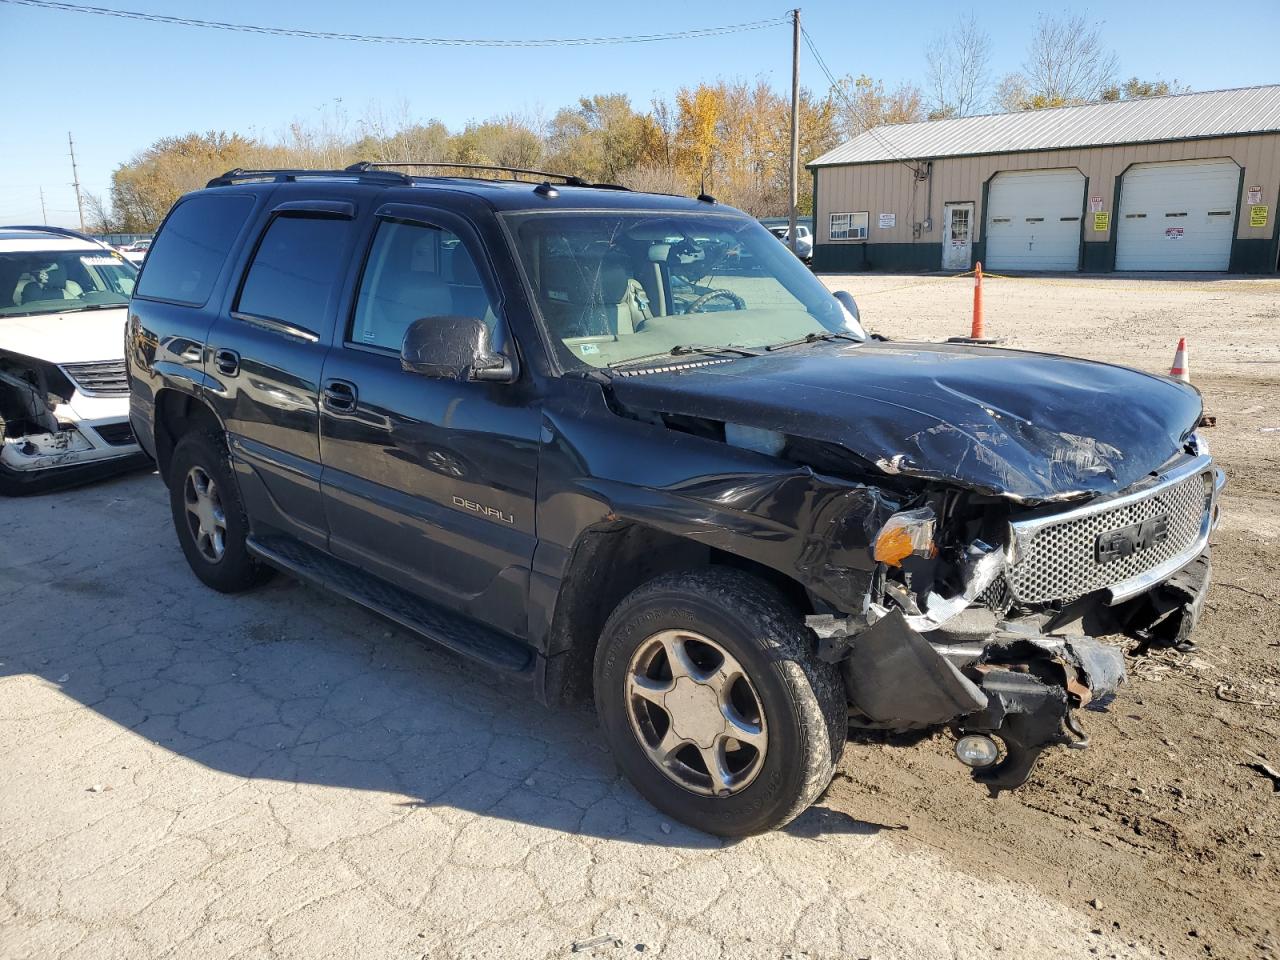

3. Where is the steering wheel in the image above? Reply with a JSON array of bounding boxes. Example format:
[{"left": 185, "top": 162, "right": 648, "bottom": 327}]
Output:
[{"left": 685, "top": 289, "right": 746, "bottom": 313}]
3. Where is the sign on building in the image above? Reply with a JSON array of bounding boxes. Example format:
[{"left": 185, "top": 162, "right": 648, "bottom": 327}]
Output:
[
  {"left": 1093, "top": 212, "right": 1110, "bottom": 231},
  {"left": 878, "top": 213, "right": 896, "bottom": 228},
  {"left": 1251, "top": 205, "right": 1269, "bottom": 227}
]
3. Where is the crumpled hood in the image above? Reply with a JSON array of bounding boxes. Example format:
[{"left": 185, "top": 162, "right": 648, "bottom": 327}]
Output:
[
  {"left": 0, "top": 308, "right": 128, "bottom": 364},
  {"left": 608, "top": 340, "right": 1203, "bottom": 503}
]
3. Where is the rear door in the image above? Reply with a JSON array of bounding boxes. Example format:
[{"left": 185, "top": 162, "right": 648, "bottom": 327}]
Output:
[
  {"left": 204, "top": 194, "right": 359, "bottom": 549},
  {"left": 317, "top": 202, "right": 541, "bottom": 637}
]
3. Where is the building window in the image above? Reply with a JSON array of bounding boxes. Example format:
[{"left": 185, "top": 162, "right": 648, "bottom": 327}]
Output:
[{"left": 829, "top": 212, "right": 868, "bottom": 241}]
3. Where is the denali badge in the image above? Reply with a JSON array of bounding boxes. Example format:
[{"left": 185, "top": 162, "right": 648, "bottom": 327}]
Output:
[
  {"left": 1095, "top": 514, "right": 1170, "bottom": 563},
  {"left": 452, "top": 495, "right": 514, "bottom": 524}
]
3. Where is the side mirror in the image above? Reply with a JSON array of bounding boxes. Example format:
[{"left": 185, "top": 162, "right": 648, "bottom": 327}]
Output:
[
  {"left": 401, "top": 315, "right": 514, "bottom": 383},
  {"left": 831, "top": 289, "right": 874, "bottom": 339},
  {"left": 833, "top": 289, "right": 860, "bottom": 324}
]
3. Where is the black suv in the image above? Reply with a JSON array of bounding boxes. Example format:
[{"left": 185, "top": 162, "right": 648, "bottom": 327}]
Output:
[{"left": 127, "top": 164, "right": 1222, "bottom": 835}]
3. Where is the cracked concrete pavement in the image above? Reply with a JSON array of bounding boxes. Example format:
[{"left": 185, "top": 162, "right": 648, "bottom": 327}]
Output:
[{"left": 0, "top": 472, "right": 1155, "bottom": 960}]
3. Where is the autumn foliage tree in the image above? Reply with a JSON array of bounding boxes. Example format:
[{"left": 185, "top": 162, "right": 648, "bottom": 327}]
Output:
[{"left": 102, "top": 82, "right": 840, "bottom": 230}]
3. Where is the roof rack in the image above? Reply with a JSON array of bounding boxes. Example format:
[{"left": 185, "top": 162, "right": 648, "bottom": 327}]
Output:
[
  {"left": 206, "top": 167, "right": 413, "bottom": 188},
  {"left": 345, "top": 161, "right": 630, "bottom": 191},
  {"left": 3, "top": 224, "right": 119, "bottom": 252}
]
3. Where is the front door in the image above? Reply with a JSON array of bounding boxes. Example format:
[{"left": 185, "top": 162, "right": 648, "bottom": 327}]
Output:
[
  {"left": 942, "top": 202, "right": 974, "bottom": 270},
  {"left": 317, "top": 204, "right": 541, "bottom": 638}
]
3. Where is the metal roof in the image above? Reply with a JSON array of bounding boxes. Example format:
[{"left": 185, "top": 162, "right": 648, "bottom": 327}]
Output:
[{"left": 810, "top": 84, "right": 1280, "bottom": 168}]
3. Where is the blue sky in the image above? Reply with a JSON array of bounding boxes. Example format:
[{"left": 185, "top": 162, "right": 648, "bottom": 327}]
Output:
[{"left": 1, "top": 0, "right": 1276, "bottom": 226}]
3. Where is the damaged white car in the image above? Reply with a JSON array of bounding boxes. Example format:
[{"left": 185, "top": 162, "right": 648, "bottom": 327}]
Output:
[{"left": 0, "top": 226, "right": 149, "bottom": 494}]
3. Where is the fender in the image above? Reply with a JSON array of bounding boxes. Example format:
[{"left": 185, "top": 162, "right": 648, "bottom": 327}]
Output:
[{"left": 529, "top": 388, "right": 901, "bottom": 651}]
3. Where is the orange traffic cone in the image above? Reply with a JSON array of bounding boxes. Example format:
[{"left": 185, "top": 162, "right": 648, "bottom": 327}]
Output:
[
  {"left": 1170, "top": 337, "right": 1190, "bottom": 382},
  {"left": 947, "top": 262, "right": 1003, "bottom": 345}
]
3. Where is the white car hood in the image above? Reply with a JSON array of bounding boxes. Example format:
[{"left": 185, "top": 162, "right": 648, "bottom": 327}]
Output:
[{"left": 0, "top": 307, "right": 128, "bottom": 364}]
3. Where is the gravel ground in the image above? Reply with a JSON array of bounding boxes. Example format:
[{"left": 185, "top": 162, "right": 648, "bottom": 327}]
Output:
[
  {"left": 821, "top": 272, "right": 1280, "bottom": 960},
  {"left": 2, "top": 272, "right": 1277, "bottom": 960}
]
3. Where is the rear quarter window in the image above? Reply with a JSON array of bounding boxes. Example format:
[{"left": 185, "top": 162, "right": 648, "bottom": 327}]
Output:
[{"left": 136, "top": 194, "right": 255, "bottom": 306}]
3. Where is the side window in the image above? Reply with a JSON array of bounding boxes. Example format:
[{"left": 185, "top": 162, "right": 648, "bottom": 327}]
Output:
[
  {"left": 350, "top": 219, "right": 497, "bottom": 351},
  {"left": 236, "top": 215, "right": 351, "bottom": 330},
  {"left": 136, "top": 195, "right": 254, "bottom": 305}
]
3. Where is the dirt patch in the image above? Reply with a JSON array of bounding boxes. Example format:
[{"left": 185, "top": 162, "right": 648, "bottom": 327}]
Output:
[{"left": 821, "top": 274, "right": 1280, "bottom": 960}]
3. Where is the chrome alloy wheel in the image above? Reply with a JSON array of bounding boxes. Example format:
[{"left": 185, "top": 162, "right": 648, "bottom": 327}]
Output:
[
  {"left": 183, "top": 465, "right": 227, "bottom": 563},
  {"left": 625, "top": 629, "right": 768, "bottom": 797}
]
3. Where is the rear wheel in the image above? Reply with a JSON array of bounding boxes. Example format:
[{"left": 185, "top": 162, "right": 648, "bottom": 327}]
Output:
[
  {"left": 168, "top": 430, "right": 272, "bottom": 593},
  {"left": 594, "top": 568, "right": 845, "bottom": 836}
]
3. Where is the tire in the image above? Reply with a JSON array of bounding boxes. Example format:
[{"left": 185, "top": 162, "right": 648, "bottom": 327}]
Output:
[
  {"left": 594, "top": 568, "right": 845, "bottom": 836},
  {"left": 167, "top": 429, "right": 272, "bottom": 593}
]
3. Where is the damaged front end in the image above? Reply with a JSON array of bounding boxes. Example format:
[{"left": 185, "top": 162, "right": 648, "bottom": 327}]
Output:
[
  {"left": 0, "top": 350, "right": 145, "bottom": 493},
  {"left": 807, "top": 449, "right": 1223, "bottom": 795}
]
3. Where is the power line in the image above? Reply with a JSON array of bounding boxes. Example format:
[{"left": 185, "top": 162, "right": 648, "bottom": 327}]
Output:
[
  {"left": 801, "top": 25, "right": 923, "bottom": 175},
  {"left": 1, "top": 0, "right": 785, "bottom": 46}
]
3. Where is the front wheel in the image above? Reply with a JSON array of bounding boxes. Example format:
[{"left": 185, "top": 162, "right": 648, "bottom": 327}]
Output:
[{"left": 594, "top": 568, "right": 846, "bottom": 836}]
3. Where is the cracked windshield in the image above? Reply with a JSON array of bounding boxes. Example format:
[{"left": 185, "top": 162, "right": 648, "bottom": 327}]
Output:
[{"left": 507, "top": 212, "right": 862, "bottom": 368}]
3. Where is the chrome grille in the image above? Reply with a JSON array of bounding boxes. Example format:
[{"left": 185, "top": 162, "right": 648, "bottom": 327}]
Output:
[
  {"left": 1007, "top": 465, "right": 1211, "bottom": 603},
  {"left": 61, "top": 360, "right": 128, "bottom": 397}
]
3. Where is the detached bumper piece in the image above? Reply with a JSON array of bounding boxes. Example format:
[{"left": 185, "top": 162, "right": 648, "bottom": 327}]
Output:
[{"left": 833, "top": 610, "right": 1126, "bottom": 796}]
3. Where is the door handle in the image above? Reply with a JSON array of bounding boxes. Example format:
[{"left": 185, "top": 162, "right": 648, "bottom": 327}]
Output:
[
  {"left": 214, "top": 348, "right": 240, "bottom": 376},
  {"left": 322, "top": 379, "right": 358, "bottom": 412}
]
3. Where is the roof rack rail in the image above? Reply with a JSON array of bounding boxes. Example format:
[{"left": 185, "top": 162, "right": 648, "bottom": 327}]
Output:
[
  {"left": 3, "top": 224, "right": 120, "bottom": 253},
  {"left": 206, "top": 167, "right": 413, "bottom": 188},
  {"left": 345, "top": 161, "right": 630, "bottom": 191}
]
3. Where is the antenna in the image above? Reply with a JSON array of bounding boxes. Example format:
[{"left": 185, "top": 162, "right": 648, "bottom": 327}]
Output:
[
  {"left": 68, "top": 132, "right": 85, "bottom": 232},
  {"left": 39, "top": 187, "right": 48, "bottom": 225}
]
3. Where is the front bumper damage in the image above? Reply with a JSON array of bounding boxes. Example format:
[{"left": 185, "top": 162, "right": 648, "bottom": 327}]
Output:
[{"left": 807, "top": 458, "right": 1219, "bottom": 795}]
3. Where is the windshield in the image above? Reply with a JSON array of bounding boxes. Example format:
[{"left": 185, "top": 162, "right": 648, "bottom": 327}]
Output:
[
  {"left": 505, "top": 211, "right": 861, "bottom": 369},
  {"left": 0, "top": 248, "right": 137, "bottom": 317}
]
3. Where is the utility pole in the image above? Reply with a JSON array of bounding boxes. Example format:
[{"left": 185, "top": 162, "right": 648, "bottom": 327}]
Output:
[
  {"left": 788, "top": 8, "right": 801, "bottom": 256},
  {"left": 68, "top": 132, "right": 85, "bottom": 232},
  {"left": 39, "top": 187, "right": 47, "bottom": 225}
]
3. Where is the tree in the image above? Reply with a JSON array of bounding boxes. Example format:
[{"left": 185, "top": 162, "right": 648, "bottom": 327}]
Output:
[
  {"left": 673, "top": 85, "right": 724, "bottom": 191},
  {"left": 109, "top": 131, "right": 257, "bottom": 232},
  {"left": 1101, "top": 77, "right": 1190, "bottom": 102},
  {"left": 82, "top": 191, "right": 117, "bottom": 234},
  {"left": 833, "top": 75, "right": 924, "bottom": 137},
  {"left": 997, "top": 13, "right": 1119, "bottom": 111},
  {"left": 618, "top": 164, "right": 687, "bottom": 196},
  {"left": 924, "top": 13, "right": 992, "bottom": 119},
  {"left": 544, "top": 94, "right": 660, "bottom": 182}
]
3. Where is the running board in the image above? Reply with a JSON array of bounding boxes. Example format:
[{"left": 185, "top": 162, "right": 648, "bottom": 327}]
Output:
[{"left": 247, "top": 535, "right": 535, "bottom": 675}]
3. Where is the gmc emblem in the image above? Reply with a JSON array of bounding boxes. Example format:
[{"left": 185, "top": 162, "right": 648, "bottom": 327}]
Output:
[{"left": 1095, "top": 514, "right": 1170, "bottom": 563}]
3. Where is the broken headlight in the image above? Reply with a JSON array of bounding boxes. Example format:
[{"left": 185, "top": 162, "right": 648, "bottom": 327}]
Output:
[{"left": 872, "top": 507, "right": 937, "bottom": 567}]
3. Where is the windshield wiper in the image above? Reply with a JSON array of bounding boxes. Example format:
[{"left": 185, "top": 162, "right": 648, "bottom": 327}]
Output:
[
  {"left": 7, "top": 302, "right": 126, "bottom": 318},
  {"left": 607, "top": 344, "right": 759, "bottom": 370},
  {"left": 60, "top": 302, "right": 126, "bottom": 313},
  {"left": 764, "top": 331, "right": 861, "bottom": 352}
]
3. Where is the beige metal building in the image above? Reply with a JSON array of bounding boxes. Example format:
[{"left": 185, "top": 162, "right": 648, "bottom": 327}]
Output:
[{"left": 809, "top": 85, "right": 1280, "bottom": 274}]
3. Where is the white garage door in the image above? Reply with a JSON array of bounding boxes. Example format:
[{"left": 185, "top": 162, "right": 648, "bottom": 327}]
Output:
[
  {"left": 1116, "top": 159, "right": 1238, "bottom": 271},
  {"left": 984, "top": 169, "right": 1085, "bottom": 271}
]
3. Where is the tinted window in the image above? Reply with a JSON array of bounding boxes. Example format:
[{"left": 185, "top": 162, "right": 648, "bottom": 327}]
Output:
[
  {"left": 349, "top": 220, "right": 496, "bottom": 351},
  {"left": 236, "top": 215, "right": 351, "bottom": 330},
  {"left": 136, "top": 195, "right": 254, "bottom": 306}
]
